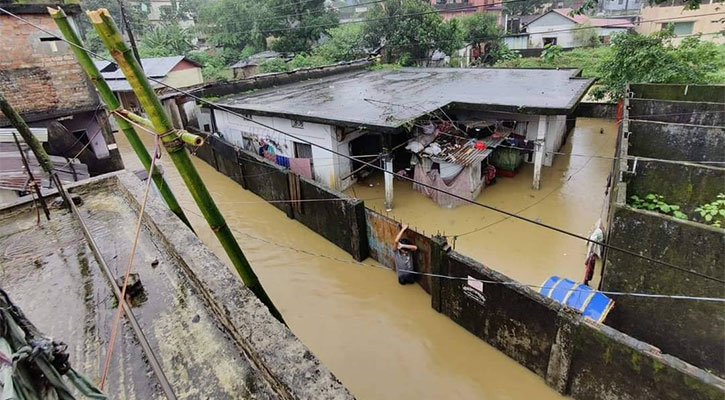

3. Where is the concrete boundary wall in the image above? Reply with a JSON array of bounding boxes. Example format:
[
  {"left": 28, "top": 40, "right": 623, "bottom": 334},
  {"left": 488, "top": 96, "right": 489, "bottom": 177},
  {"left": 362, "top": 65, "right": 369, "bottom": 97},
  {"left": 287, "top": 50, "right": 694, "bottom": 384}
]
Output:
[
  {"left": 628, "top": 120, "right": 725, "bottom": 162},
  {"left": 573, "top": 102, "right": 617, "bottom": 119},
  {"left": 629, "top": 99, "right": 725, "bottom": 126},
  {"left": 190, "top": 134, "right": 724, "bottom": 399},
  {"left": 602, "top": 205, "right": 725, "bottom": 377},
  {"left": 626, "top": 159, "right": 725, "bottom": 215},
  {"left": 199, "top": 60, "right": 371, "bottom": 99},
  {"left": 193, "top": 133, "right": 369, "bottom": 261},
  {"left": 437, "top": 250, "right": 725, "bottom": 400},
  {"left": 629, "top": 83, "right": 725, "bottom": 103}
]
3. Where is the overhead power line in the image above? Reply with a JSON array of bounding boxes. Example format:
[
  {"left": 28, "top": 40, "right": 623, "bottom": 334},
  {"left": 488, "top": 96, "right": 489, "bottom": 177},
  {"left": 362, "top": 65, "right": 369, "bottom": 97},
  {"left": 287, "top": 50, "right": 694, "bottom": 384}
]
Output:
[
  {"left": 181, "top": 206, "right": 725, "bottom": 303},
  {"left": 2, "top": 6, "right": 723, "bottom": 285}
]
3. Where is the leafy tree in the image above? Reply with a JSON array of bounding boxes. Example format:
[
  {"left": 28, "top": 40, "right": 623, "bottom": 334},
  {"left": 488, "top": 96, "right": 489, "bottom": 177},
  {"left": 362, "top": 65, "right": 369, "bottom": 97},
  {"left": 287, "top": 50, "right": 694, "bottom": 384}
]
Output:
[
  {"left": 592, "top": 30, "right": 724, "bottom": 100},
  {"left": 258, "top": 57, "right": 289, "bottom": 73},
  {"left": 540, "top": 43, "right": 563, "bottom": 62},
  {"left": 457, "top": 12, "right": 509, "bottom": 65},
  {"left": 503, "top": 0, "right": 546, "bottom": 16},
  {"left": 363, "top": 0, "right": 462, "bottom": 65},
  {"left": 313, "top": 24, "right": 367, "bottom": 62},
  {"left": 266, "top": 0, "right": 340, "bottom": 53},
  {"left": 139, "top": 23, "right": 195, "bottom": 57},
  {"left": 78, "top": 0, "right": 150, "bottom": 45},
  {"left": 159, "top": 0, "right": 203, "bottom": 23},
  {"left": 198, "top": 0, "right": 270, "bottom": 52},
  {"left": 572, "top": 22, "right": 601, "bottom": 47},
  {"left": 288, "top": 53, "right": 333, "bottom": 69}
]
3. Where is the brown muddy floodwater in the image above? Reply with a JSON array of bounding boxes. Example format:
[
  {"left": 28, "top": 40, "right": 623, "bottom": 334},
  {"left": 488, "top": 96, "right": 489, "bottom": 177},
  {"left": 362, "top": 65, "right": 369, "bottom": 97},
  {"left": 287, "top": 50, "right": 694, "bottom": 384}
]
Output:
[
  {"left": 112, "top": 118, "right": 616, "bottom": 400},
  {"left": 348, "top": 117, "right": 617, "bottom": 289}
]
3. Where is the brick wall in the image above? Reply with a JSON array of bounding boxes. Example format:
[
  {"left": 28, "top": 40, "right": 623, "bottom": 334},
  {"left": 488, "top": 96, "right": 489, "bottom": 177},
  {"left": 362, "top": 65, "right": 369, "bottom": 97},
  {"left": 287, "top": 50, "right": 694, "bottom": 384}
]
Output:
[{"left": 0, "top": 13, "right": 98, "bottom": 121}]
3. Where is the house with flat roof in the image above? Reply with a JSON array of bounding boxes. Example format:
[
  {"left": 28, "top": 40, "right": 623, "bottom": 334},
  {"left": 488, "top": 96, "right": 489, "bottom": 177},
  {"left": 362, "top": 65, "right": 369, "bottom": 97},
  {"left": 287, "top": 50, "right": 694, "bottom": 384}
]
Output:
[{"left": 202, "top": 67, "right": 593, "bottom": 209}]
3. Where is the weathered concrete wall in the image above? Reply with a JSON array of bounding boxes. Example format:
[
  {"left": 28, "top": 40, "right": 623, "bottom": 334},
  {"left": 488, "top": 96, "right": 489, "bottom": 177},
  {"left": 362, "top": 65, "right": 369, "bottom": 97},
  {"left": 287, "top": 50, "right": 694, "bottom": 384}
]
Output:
[
  {"left": 628, "top": 120, "right": 725, "bottom": 162},
  {"left": 440, "top": 251, "right": 559, "bottom": 377},
  {"left": 567, "top": 316, "right": 725, "bottom": 400},
  {"left": 191, "top": 135, "right": 725, "bottom": 399},
  {"left": 437, "top": 248, "right": 725, "bottom": 399},
  {"left": 237, "top": 151, "right": 293, "bottom": 216},
  {"left": 192, "top": 134, "right": 369, "bottom": 260},
  {"left": 629, "top": 99, "right": 725, "bottom": 126},
  {"left": 630, "top": 83, "right": 725, "bottom": 103},
  {"left": 293, "top": 176, "right": 368, "bottom": 261},
  {"left": 626, "top": 160, "right": 725, "bottom": 215},
  {"left": 602, "top": 205, "right": 725, "bottom": 377},
  {"left": 574, "top": 102, "right": 617, "bottom": 119},
  {"left": 199, "top": 60, "right": 371, "bottom": 99}
]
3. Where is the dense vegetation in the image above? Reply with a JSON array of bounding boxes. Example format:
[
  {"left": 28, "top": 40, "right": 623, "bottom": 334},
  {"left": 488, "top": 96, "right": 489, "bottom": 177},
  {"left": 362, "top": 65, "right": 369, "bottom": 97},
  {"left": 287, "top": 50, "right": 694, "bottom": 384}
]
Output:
[
  {"left": 496, "top": 30, "right": 725, "bottom": 100},
  {"left": 78, "top": 0, "right": 724, "bottom": 93}
]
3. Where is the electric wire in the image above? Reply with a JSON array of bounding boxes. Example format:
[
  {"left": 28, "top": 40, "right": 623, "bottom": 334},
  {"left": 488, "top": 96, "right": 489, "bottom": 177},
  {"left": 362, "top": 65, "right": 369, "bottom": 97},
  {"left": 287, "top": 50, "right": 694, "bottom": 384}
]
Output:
[
  {"left": 364, "top": 98, "right": 725, "bottom": 166},
  {"left": 2, "top": 6, "right": 722, "bottom": 284},
  {"left": 180, "top": 206, "right": 725, "bottom": 303}
]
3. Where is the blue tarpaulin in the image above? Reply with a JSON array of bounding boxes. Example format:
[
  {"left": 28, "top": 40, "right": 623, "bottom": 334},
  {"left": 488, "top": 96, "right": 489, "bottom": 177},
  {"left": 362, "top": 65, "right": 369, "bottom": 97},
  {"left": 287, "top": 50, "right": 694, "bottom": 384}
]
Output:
[{"left": 539, "top": 276, "right": 614, "bottom": 323}]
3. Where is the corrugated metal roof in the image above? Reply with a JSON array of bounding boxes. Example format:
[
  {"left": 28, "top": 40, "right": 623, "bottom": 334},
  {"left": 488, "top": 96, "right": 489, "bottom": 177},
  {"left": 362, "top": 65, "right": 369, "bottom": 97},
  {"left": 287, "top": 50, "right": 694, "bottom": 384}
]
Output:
[
  {"left": 95, "top": 56, "right": 199, "bottom": 92},
  {"left": 0, "top": 128, "right": 48, "bottom": 143},
  {"left": 0, "top": 144, "right": 89, "bottom": 192}
]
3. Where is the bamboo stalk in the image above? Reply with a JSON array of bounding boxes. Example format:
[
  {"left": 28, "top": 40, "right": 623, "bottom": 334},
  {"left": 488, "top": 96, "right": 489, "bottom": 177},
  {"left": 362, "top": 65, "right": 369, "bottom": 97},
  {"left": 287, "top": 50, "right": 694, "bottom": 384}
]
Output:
[
  {"left": 87, "top": 8, "right": 284, "bottom": 323},
  {"left": 48, "top": 7, "right": 193, "bottom": 230}
]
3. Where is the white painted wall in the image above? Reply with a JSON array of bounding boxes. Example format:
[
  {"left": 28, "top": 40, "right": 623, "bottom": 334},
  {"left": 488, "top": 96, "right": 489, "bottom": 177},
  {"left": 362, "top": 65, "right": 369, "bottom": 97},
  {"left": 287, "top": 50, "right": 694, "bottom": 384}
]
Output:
[
  {"left": 214, "top": 110, "right": 358, "bottom": 191},
  {"left": 455, "top": 110, "right": 567, "bottom": 167},
  {"left": 527, "top": 13, "right": 579, "bottom": 48},
  {"left": 526, "top": 12, "right": 629, "bottom": 48},
  {"left": 503, "top": 35, "right": 529, "bottom": 50}
]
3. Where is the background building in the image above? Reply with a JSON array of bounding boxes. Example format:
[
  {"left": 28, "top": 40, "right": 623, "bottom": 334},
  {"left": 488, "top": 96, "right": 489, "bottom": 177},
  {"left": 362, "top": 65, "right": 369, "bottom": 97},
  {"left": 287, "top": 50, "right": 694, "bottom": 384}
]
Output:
[
  {"left": 504, "top": 8, "right": 633, "bottom": 49},
  {"left": 0, "top": 0, "right": 124, "bottom": 188},
  {"left": 636, "top": 2, "right": 725, "bottom": 44}
]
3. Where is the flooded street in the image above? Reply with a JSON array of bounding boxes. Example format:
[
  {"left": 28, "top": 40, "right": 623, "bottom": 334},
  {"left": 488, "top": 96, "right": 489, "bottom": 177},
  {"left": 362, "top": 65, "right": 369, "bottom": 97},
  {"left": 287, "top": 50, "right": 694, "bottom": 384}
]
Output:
[
  {"left": 347, "top": 117, "right": 617, "bottom": 288},
  {"left": 112, "top": 123, "right": 607, "bottom": 400}
]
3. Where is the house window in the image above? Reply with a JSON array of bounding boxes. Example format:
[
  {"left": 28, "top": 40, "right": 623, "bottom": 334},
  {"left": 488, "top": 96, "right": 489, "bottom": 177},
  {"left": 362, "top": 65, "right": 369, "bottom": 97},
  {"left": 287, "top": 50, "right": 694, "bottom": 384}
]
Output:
[
  {"left": 40, "top": 36, "right": 62, "bottom": 52},
  {"left": 242, "top": 137, "right": 254, "bottom": 152},
  {"left": 543, "top": 37, "right": 557, "bottom": 46},
  {"left": 72, "top": 130, "right": 89, "bottom": 146},
  {"left": 294, "top": 142, "right": 313, "bottom": 159},
  {"left": 291, "top": 120, "right": 304, "bottom": 129},
  {"left": 663, "top": 21, "right": 695, "bottom": 36}
]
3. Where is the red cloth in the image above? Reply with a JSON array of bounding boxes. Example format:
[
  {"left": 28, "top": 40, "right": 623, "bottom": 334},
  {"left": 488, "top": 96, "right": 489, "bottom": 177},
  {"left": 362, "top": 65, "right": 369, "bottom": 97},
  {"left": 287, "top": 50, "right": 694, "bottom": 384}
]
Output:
[{"left": 584, "top": 253, "right": 596, "bottom": 284}]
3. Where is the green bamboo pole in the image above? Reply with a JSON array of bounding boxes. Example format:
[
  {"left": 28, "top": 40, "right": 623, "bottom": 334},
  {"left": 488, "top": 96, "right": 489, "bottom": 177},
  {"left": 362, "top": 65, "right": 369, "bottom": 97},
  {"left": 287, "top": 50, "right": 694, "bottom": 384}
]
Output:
[
  {"left": 48, "top": 7, "right": 193, "bottom": 230},
  {"left": 87, "top": 8, "right": 284, "bottom": 323}
]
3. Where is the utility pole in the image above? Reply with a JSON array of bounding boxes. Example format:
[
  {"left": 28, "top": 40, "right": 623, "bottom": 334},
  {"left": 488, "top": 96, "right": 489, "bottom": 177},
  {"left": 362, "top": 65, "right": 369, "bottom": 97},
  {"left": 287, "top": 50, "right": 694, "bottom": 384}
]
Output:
[{"left": 117, "top": 0, "right": 141, "bottom": 64}]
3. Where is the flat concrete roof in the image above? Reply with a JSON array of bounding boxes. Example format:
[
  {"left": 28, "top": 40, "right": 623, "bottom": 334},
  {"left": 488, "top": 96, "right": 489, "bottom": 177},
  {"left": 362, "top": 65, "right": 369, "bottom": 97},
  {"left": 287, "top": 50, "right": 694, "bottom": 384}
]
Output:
[
  {"left": 0, "top": 172, "right": 352, "bottom": 399},
  {"left": 215, "top": 67, "right": 594, "bottom": 131}
]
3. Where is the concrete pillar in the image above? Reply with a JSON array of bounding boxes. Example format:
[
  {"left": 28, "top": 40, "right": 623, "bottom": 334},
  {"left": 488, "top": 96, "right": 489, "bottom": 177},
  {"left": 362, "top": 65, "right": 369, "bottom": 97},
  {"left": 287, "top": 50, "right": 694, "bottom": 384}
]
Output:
[
  {"left": 532, "top": 115, "right": 548, "bottom": 190},
  {"left": 384, "top": 151, "right": 394, "bottom": 211},
  {"left": 167, "top": 98, "right": 184, "bottom": 129}
]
